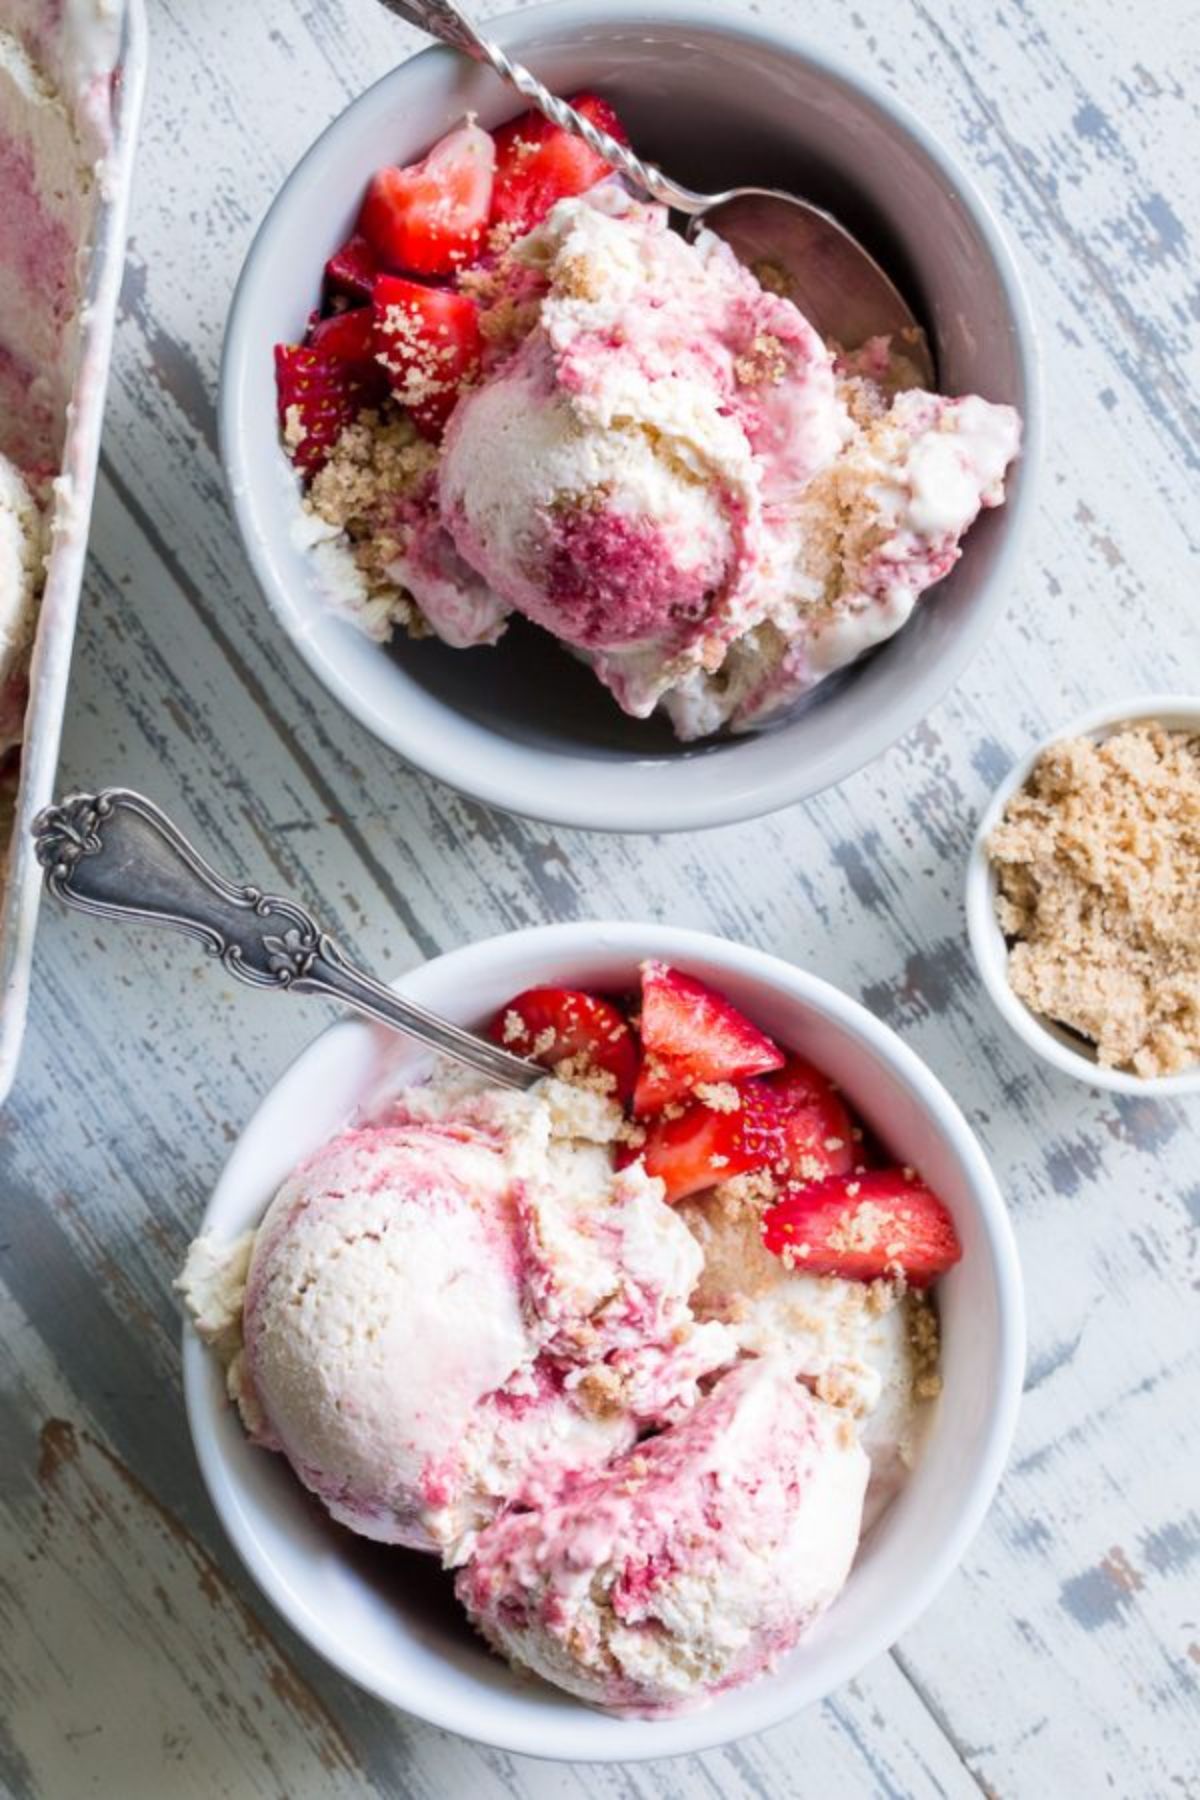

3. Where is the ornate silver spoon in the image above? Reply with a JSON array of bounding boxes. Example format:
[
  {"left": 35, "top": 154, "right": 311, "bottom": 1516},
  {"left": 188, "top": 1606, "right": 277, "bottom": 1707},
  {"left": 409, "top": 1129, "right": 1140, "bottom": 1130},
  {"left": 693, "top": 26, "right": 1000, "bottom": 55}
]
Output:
[
  {"left": 32, "top": 789, "right": 542, "bottom": 1091},
  {"left": 376, "top": 0, "right": 935, "bottom": 384}
]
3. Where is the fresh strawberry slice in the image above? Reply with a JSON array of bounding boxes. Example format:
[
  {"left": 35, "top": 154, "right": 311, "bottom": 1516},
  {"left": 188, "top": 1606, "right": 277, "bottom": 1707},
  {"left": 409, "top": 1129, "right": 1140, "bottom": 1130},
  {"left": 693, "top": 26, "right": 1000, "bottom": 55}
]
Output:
[
  {"left": 491, "top": 92, "right": 629, "bottom": 238},
  {"left": 275, "top": 343, "right": 370, "bottom": 475},
  {"left": 371, "top": 274, "right": 482, "bottom": 437},
  {"left": 628, "top": 1081, "right": 787, "bottom": 1203},
  {"left": 324, "top": 232, "right": 379, "bottom": 303},
  {"left": 633, "top": 961, "right": 784, "bottom": 1116},
  {"left": 762, "top": 1168, "right": 962, "bottom": 1286},
  {"left": 488, "top": 986, "right": 638, "bottom": 1102},
  {"left": 309, "top": 305, "right": 381, "bottom": 370},
  {"left": 359, "top": 120, "right": 495, "bottom": 277},
  {"left": 763, "top": 1057, "right": 858, "bottom": 1184}
]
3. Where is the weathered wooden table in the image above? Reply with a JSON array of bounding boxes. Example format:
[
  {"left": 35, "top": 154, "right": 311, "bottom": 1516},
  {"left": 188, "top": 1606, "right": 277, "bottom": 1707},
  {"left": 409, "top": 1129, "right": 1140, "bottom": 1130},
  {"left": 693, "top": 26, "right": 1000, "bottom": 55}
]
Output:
[{"left": 2, "top": 0, "right": 1197, "bottom": 1792}]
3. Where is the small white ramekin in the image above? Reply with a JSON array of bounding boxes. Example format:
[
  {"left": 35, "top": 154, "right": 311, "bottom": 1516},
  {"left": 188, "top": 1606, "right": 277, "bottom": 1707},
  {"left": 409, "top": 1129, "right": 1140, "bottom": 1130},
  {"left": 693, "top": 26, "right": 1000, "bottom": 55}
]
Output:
[
  {"left": 182, "top": 920, "right": 1024, "bottom": 1761},
  {"left": 966, "top": 694, "right": 1200, "bottom": 1097}
]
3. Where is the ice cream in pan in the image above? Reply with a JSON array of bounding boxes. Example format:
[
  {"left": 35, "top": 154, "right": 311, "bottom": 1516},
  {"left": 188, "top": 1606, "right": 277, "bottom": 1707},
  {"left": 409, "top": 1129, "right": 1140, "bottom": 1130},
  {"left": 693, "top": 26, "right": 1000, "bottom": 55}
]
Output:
[
  {"left": 0, "top": 0, "right": 117, "bottom": 814},
  {"left": 279, "top": 100, "right": 1021, "bottom": 740},
  {"left": 182, "top": 962, "right": 961, "bottom": 1715}
]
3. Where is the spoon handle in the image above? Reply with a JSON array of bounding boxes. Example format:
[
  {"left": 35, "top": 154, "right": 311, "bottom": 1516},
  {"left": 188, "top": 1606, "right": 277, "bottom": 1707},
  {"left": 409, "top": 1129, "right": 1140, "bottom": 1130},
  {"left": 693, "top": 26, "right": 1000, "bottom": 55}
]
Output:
[
  {"left": 375, "top": 0, "right": 705, "bottom": 213},
  {"left": 32, "top": 789, "right": 541, "bottom": 1091}
]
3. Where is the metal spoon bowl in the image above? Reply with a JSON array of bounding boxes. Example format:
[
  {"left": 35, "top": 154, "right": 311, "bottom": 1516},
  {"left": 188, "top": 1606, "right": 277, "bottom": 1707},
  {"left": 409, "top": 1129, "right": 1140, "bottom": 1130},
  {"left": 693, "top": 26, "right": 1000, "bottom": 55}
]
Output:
[{"left": 377, "top": 0, "right": 936, "bottom": 384}]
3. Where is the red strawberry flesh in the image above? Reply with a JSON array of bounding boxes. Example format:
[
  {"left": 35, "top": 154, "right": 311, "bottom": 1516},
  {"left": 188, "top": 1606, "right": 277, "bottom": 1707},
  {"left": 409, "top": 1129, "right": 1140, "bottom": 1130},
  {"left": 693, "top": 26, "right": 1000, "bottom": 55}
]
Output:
[
  {"left": 274, "top": 343, "right": 371, "bottom": 476},
  {"left": 762, "top": 1057, "right": 858, "bottom": 1185},
  {"left": 488, "top": 986, "right": 638, "bottom": 1103},
  {"left": 633, "top": 960, "right": 784, "bottom": 1115},
  {"left": 309, "top": 305, "right": 382, "bottom": 370},
  {"left": 371, "top": 274, "right": 482, "bottom": 437},
  {"left": 631, "top": 1082, "right": 787, "bottom": 1204},
  {"left": 490, "top": 93, "right": 629, "bottom": 238},
  {"left": 762, "top": 1168, "right": 962, "bottom": 1286},
  {"left": 359, "top": 120, "right": 495, "bottom": 277},
  {"left": 324, "top": 232, "right": 379, "bottom": 303}
]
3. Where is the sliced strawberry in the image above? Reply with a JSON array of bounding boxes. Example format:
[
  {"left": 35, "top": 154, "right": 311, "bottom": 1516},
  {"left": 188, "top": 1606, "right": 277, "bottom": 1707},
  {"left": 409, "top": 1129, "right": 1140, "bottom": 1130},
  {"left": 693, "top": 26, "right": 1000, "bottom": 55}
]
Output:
[
  {"left": 275, "top": 343, "right": 370, "bottom": 475},
  {"left": 371, "top": 274, "right": 482, "bottom": 438},
  {"left": 491, "top": 93, "right": 629, "bottom": 238},
  {"left": 359, "top": 120, "right": 495, "bottom": 277},
  {"left": 762, "top": 1168, "right": 962, "bottom": 1287},
  {"left": 629, "top": 1082, "right": 787, "bottom": 1204},
  {"left": 488, "top": 986, "right": 638, "bottom": 1102},
  {"left": 763, "top": 1057, "right": 858, "bottom": 1185},
  {"left": 633, "top": 961, "right": 784, "bottom": 1116},
  {"left": 309, "top": 305, "right": 381, "bottom": 371},
  {"left": 325, "top": 232, "right": 379, "bottom": 303}
]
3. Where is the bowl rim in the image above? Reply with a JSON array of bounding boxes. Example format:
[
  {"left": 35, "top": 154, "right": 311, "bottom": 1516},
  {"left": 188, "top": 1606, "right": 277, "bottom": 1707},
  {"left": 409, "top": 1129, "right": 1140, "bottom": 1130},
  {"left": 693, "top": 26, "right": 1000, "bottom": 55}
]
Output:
[
  {"left": 182, "top": 919, "right": 1026, "bottom": 1760},
  {"left": 218, "top": 0, "right": 1043, "bottom": 834},
  {"left": 965, "top": 693, "right": 1200, "bottom": 1096}
]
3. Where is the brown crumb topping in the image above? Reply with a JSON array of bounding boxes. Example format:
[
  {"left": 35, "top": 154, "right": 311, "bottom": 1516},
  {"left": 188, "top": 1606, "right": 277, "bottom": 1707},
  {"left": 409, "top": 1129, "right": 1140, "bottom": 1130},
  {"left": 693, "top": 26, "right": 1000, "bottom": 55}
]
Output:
[
  {"left": 549, "top": 1053, "right": 618, "bottom": 1097},
  {"left": 693, "top": 1081, "right": 741, "bottom": 1114},
  {"left": 908, "top": 1291, "right": 942, "bottom": 1400},
  {"left": 305, "top": 405, "right": 438, "bottom": 623},
  {"left": 734, "top": 332, "right": 789, "bottom": 387},
  {"left": 711, "top": 1169, "right": 781, "bottom": 1218},
  {"left": 751, "top": 258, "right": 793, "bottom": 299},
  {"left": 988, "top": 723, "right": 1200, "bottom": 1077},
  {"left": 575, "top": 1364, "right": 625, "bottom": 1419}
]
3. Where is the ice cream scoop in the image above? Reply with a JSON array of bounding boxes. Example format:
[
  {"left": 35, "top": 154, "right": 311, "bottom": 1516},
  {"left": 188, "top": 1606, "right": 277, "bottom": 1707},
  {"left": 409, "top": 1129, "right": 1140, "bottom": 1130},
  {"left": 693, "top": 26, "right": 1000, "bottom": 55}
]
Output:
[
  {"left": 180, "top": 1067, "right": 735, "bottom": 1562},
  {"left": 457, "top": 1354, "right": 869, "bottom": 1715},
  {"left": 405, "top": 194, "right": 1019, "bottom": 734},
  {"left": 432, "top": 193, "right": 843, "bottom": 671}
]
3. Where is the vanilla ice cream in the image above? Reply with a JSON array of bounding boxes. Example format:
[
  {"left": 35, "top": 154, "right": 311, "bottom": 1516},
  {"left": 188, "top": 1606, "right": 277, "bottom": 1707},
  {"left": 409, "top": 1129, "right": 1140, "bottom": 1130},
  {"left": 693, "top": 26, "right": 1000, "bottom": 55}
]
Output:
[
  {"left": 0, "top": 452, "right": 44, "bottom": 751},
  {"left": 180, "top": 1067, "right": 734, "bottom": 1563},
  {"left": 457, "top": 1354, "right": 869, "bottom": 1716},
  {"left": 183, "top": 1035, "right": 950, "bottom": 1714},
  {"left": 0, "top": 0, "right": 115, "bottom": 471},
  {"left": 679, "top": 1185, "right": 939, "bottom": 1529},
  {"left": 0, "top": 0, "right": 117, "bottom": 822},
  {"left": 373, "top": 187, "right": 1020, "bottom": 738}
]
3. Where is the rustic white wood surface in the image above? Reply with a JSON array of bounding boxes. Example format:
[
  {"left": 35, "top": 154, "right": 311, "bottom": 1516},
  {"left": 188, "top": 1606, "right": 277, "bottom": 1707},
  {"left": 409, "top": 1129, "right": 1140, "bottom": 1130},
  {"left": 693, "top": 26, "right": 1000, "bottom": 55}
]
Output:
[{"left": 2, "top": 0, "right": 1198, "bottom": 1792}]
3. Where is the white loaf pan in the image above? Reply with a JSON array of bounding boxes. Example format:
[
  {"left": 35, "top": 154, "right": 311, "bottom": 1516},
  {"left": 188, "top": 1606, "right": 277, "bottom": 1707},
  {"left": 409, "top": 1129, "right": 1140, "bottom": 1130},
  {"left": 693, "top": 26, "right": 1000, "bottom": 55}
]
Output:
[{"left": 0, "top": 0, "right": 147, "bottom": 1103}]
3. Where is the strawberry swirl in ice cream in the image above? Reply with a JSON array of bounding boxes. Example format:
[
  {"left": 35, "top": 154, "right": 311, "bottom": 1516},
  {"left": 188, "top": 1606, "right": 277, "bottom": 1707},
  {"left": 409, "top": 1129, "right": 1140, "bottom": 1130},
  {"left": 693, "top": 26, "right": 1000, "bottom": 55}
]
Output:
[
  {"left": 182, "top": 962, "right": 962, "bottom": 1716},
  {"left": 278, "top": 99, "right": 1021, "bottom": 740},
  {"left": 458, "top": 1355, "right": 869, "bottom": 1716},
  {"left": 181, "top": 1068, "right": 732, "bottom": 1564}
]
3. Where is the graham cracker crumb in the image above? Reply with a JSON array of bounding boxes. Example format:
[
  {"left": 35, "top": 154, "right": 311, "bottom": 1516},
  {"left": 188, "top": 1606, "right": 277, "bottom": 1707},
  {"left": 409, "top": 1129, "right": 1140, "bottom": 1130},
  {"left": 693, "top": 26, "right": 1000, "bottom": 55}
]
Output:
[
  {"left": 694, "top": 1082, "right": 741, "bottom": 1114},
  {"left": 500, "top": 1009, "right": 525, "bottom": 1046},
  {"left": 305, "top": 406, "right": 439, "bottom": 624},
  {"left": 550, "top": 1052, "right": 618, "bottom": 1097},
  {"left": 734, "top": 332, "right": 789, "bottom": 387},
  {"left": 988, "top": 723, "right": 1200, "bottom": 1077},
  {"left": 751, "top": 258, "right": 793, "bottom": 298},
  {"left": 714, "top": 1169, "right": 780, "bottom": 1219},
  {"left": 816, "top": 1365, "right": 860, "bottom": 1412},
  {"left": 575, "top": 1364, "right": 625, "bottom": 1419},
  {"left": 908, "top": 1291, "right": 942, "bottom": 1399},
  {"left": 554, "top": 252, "right": 604, "bottom": 302}
]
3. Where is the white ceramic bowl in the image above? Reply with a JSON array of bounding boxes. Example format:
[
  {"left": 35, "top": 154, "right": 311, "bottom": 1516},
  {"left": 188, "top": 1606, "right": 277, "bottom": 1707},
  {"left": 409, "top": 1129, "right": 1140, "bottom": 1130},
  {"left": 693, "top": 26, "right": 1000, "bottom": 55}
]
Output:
[
  {"left": 183, "top": 920, "right": 1024, "bottom": 1760},
  {"left": 220, "top": 0, "right": 1040, "bottom": 833},
  {"left": 966, "top": 695, "right": 1200, "bottom": 1098}
]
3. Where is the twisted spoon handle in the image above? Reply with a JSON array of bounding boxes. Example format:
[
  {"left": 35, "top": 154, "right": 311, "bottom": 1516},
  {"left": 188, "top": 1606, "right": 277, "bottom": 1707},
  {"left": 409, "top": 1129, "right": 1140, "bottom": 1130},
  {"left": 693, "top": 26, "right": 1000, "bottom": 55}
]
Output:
[
  {"left": 374, "top": 0, "right": 706, "bottom": 212},
  {"left": 32, "top": 789, "right": 541, "bottom": 1091}
]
